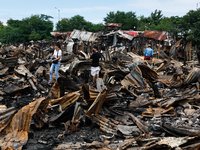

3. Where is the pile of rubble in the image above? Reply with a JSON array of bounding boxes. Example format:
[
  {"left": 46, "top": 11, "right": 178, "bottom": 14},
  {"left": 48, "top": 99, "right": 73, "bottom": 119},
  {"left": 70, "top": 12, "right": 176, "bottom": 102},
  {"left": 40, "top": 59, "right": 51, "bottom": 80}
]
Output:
[{"left": 1, "top": 41, "right": 200, "bottom": 150}]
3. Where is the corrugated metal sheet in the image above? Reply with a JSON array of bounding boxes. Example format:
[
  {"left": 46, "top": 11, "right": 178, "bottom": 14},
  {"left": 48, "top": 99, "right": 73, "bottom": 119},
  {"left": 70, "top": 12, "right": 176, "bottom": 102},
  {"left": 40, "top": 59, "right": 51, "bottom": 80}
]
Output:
[
  {"left": 124, "top": 30, "right": 169, "bottom": 41},
  {"left": 50, "top": 32, "right": 71, "bottom": 37},
  {"left": 143, "top": 31, "right": 168, "bottom": 41},
  {"left": 106, "top": 23, "right": 122, "bottom": 27},
  {"left": 105, "top": 30, "right": 133, "bottom": 41},
  {"left": 70, "top": 29, "right": 98, "bottom": 42}
]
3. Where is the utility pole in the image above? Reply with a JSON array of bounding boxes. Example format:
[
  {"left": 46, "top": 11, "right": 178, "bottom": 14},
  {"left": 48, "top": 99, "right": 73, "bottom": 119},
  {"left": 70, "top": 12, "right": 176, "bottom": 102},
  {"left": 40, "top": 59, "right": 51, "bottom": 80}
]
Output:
[
  {"left": 55, "top": 7, "right": 60, "bottom": 22},
  {"left": 197, "top": 2, "right": 200, "bottom": 9}
]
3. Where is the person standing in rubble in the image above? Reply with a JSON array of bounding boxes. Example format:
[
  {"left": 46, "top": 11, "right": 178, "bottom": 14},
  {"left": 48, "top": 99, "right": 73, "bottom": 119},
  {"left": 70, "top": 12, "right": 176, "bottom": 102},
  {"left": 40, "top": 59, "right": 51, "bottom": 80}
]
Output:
[
  {"left": 144, "top": 44, "right": 153, "bottom": 60},
  {"left": 89, "top": 45, "right": 101, "bottom": 86},
  {"left": 49, "top": 42, "right": 62, "bottom": 84}
]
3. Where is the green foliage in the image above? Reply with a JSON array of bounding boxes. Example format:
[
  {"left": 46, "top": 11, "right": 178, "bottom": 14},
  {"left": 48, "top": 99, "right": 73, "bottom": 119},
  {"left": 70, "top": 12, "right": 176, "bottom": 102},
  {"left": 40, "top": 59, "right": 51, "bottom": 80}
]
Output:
[
  {"left": 90, "top": 23, "right": 105, "bottom": 32},
  {"left": 181, "top": 9, "right": 200, "bottom": 45},
  {"left": 0, "top": 21, "right": 3, "bottom": 27},
  {"left": 56, "top": 15, "right": 104, "bottom": 32},
  {"left": 56, "top": 18, "right": 70, "bottom": 31},
  {"left": 149, "top": 17, "right": 174, "bottom": 31},
  {"left": 104, "top": 11, "right": 138, "bottom": 30},
  {"left": 149, "top": 9, "right": 163, "bottom": 26},
  {"left": 0, "top": 26, "right": 24, "bottom": 43},
  {"left": 1, "top": 14, "right": 54, "bottom": 43},
  {"left": 7, "top": 19, "right": 22, "bottom": 28},
  {"left": 138, "top": 10, "right": 164, "bottom": 30},
  {"left": 29, "top": 31, "right": 41, "bottom": 41},
  {"left": 20, "top": 14, "right": 53, "bottom": 41}
]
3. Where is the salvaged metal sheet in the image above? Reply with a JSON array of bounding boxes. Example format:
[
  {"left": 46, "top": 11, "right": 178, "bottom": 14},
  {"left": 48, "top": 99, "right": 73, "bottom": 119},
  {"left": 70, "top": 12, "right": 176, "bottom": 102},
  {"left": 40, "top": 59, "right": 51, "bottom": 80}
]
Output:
[
  {"left": 0, "top": 96, "right": 50, "bottom": 150},
  {"left": 0, "top": 67, "right": 9, "bottom": 76},
  {"left": 86, "top": 89, "right": 110, "bottom": 115},
  {"left": 50, "top": 91, "right": 80, "bottom": 110},
  {"left": 3, "top": 83, "right": 30, "bottom": 94},
  {"left": 105, "top": 30, "right": 133, "bottom": 41},
  {"left": 184, "top": 67, "right": 200, "bottom": 85},
  {"left": 70, "top": 29, "right": 98, "bottom": 42},
  {"left": 0, "top": 107, "right": 16, "bottom": 132},
  {"left": 142, "top": 30, "right": 168, "bottom": 41},
  {"left": 142, "top": 106, "right": 175, "bottom": 117},
  {"left": 14, "top": 65, "right": 34, "bottom": 78}
]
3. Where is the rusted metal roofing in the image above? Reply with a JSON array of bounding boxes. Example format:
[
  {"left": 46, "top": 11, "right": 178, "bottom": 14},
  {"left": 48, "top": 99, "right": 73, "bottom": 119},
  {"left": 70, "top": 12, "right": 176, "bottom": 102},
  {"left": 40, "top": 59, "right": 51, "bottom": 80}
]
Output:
[
  {"left": 142, "top": 31, "right": 168, "bottom": 41},
  {"left": 124, "top": 30, "right": 169, "bottom": 41},
  {"left": 123, "top": 31, "right": 143, "bottom": 38},
  {"left": 70, "top": 29, "right": 99, "bottom": 42},
  {"left": 106, "top": 23, "right": 122, "bottom": 27},
  {"left": 50, "top": 32, "right": 72, "bottom": 37}
]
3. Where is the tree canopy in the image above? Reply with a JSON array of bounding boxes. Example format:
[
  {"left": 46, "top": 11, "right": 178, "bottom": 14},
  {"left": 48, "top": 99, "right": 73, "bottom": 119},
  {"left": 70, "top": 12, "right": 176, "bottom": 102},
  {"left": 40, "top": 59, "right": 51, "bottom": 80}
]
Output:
[
  {"left": 56, "top": 15, "right": 104, "bottom": 32},
  {"left": 0, "top": 8, "right": 200, "bottom": 46},
  {"left": 104, "top": 11, "right": 138, "bottom": 30},
  {"left": 0, "top": 14, "right": 53, "bottom": 44}
]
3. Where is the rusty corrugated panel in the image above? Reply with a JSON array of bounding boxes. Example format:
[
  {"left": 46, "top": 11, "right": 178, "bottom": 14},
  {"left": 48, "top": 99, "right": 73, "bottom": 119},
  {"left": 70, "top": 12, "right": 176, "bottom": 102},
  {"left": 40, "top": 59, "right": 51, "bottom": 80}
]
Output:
[
  {"left": 50, "top": 32, "right": 72, "bottom": 37},
  {"left": 85, "top": 89, "right": 110, "bottom": 115},
  {"left": 50, "top": 91, "right": 80, "bottom": 109},
  {"left": 142, "top": 31, "right": 168, "bottom": 41},
  {"left": 0, "top": 107, "right": 16, "bottom": 132},
  {"left": 0, "top": 96, "right": 50, "bottom": 150},
  {"left": 106, "top": 23, "right": 122, "bottom": 27}
]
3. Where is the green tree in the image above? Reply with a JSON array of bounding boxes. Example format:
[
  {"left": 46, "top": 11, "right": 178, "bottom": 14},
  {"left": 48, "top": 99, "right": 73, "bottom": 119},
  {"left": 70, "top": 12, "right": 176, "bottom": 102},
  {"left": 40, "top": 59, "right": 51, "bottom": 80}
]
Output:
[
  {"left": 0, "top": 21, "right": 3, "bottom": 27},
  {"left": 56, "top": 18, "right": 70, "bottom": 31},
  {"left": 7, "top": 19, "right": 22, "bottom": 28},
  {"left": 149, "top": 9, "right": 163, "bottom": 26},
  {"left": 104, "top": 11, "right": 138, "bottom": 30},
  {"left": 29, "top": 31, "right": 41, "bottom": 41},
  {"left": 20, "top": 14, "right": 53, "bottom": 41},
  {"left": 0, "top": 26, "right": 24, "bottom": 44},
  {"left": 181, "top": 8, "right": 200, "bottom": 45},
  {"left": 90, "top": 23, "right": 105, "bottom": 32},
  {"left": 56, "top": 15, "right": 104, "bottom": 32}
]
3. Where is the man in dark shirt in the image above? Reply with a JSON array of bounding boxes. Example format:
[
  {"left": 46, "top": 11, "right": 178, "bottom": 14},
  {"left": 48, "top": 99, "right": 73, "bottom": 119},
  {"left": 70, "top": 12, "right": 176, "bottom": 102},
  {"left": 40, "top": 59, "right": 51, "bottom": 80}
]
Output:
[{"left": 90, "top": 45, "right": 101, "bottom": 85}]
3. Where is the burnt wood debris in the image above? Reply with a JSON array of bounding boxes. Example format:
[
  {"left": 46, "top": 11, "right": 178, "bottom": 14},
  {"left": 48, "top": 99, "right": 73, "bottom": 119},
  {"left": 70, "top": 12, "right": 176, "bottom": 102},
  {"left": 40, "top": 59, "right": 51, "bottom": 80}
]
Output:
[{"left": 1, "top": 24, "right": 200, "bottom": 150}]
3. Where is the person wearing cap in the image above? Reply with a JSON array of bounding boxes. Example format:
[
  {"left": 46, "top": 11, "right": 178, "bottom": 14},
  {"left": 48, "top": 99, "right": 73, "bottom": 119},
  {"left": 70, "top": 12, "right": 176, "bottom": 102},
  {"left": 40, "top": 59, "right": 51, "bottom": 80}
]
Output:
[
  {"left": 144, "top": 44, "right": 153, "bottom": 60},
  {"left": 89, "top": 45, "right": 101, "bottom": 86},
  {"left": 49, "top": 42, "right": 62, "bottom": 84}
]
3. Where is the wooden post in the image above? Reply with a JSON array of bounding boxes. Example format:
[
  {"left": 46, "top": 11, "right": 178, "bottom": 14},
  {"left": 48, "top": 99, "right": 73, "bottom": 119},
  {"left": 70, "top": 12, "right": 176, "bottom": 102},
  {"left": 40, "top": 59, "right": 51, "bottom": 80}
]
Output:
[
  {"left": 189, "top": 41, "right": 192, "bottom": 61},
  {"left": 81, "top": 42, "right": 84, "bottom": 52},
  {"left": 87, "top": 42, "right": 90, "bottom": 54},
  {"left": 157, "top": 41, "right": 160, "bottom": 59},
  {"left": 75, "top": 43, "right": 78, "bottom": 54},
  {"left": 186, "top": 41, "right": 192, "bottom": 61}
]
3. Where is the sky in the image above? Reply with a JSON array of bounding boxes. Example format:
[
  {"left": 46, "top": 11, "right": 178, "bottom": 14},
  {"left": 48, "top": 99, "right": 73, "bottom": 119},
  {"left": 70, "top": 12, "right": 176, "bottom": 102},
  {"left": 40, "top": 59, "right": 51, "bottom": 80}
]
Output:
[{"left": 1, "top": 0, "right": 200, "bottom": 28}]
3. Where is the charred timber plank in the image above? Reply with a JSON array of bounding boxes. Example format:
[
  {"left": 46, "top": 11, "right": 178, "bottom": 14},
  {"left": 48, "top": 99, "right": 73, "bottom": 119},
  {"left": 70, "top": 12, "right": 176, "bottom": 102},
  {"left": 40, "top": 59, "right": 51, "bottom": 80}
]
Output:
[
  {"left": 28, "top": 79, "right": 37, "bottom": 91},
  {"left": 162, "top": 122, "right": 200, "bottom": 136},
  {"left": 126, "top": 112, "right": 150, "bottom": 137}
]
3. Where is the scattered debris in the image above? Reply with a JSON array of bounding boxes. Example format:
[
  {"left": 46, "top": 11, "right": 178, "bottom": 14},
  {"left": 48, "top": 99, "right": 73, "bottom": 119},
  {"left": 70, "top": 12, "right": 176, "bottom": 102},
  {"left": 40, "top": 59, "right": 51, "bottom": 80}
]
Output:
[{"left": 0, "top": 27, "right": 200, "bottom": 150}]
